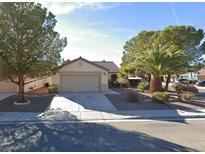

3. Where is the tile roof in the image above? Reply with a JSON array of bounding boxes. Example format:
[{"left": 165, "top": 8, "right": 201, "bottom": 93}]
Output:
[
  {"left": 62, "top": 57, "right": 109, "bottom": 71},
  {"left": 92, "top": 60, "right": 119, "bottom": 73}
]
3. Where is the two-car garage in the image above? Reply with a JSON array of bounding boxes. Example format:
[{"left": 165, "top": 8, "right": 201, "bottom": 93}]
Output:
[
  {"left": 60, "top": 74, "right": 100, "bottom": 92},
  {"left": 52, "top": 57, "right": 109, "bottom": 92}
]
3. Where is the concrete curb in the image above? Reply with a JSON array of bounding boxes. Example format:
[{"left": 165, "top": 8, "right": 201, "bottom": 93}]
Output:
[{"left": 0, "top": 109, "right": 205, "bottom": 123}]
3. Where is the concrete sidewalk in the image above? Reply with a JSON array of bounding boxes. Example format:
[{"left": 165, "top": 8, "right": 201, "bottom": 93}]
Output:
[{"left": 0, "top": 108, "right": 205, "bottom": 123}]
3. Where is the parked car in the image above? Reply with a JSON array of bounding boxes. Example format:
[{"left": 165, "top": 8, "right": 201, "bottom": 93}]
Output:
[
  {"left": 198, "top": 80, "right": 205, "bottom": 87},
  {"left": 177, "top": 78, "right": 198, "bottom": 84},
  {"left": 177, "top": 78, "right": 190, "bottom": 84}
]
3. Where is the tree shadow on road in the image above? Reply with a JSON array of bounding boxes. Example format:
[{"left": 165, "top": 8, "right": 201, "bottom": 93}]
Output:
[{"left": 0, "top": 112, "right": 198, "bottom": 152}]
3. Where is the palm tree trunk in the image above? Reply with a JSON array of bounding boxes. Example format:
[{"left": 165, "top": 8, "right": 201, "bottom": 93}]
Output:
[
  {"left": 149, "top": 74, "right": 162, "bottom": 93},
  {"left": 17, "top": 75, "right": 25, "bottom": 103},
  {"left": 164, "top": 74, "right": 171, "bottom": 91}
]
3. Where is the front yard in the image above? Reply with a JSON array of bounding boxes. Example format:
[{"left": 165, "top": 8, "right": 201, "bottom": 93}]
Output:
[
  {"left": 1, "top": 86, "right": 205, "bottom": 113},
  {"left": 106, "top": 88, "right": 172, "bottom": 110},
  {"left": 106, "top": 88, "right": 205, "bottom": 111},
  {"left": 0, "top": 94, "right": 54, "bottom": 112}
]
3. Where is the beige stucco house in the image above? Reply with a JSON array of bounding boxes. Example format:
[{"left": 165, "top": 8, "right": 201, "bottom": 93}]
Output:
[
  {"left": 0, "top": 57, "right": 119, "bottom": 93},
  {"left": 52, "top": 57, "right": 109, "bottom": 92},
  {"left": 92, "top": 60, "right": 119, "bottom": 87}
]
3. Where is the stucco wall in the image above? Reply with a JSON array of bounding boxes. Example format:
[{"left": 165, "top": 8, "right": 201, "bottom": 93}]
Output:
[
  {"left": 0, "top": 81, "right": 17, "bottom": 93},
  {"left": 0, "top": 77, "right": 52, "bottom": 93},
  {"left": 52, "top": 59, "right": 109, "bottom": 91},
  {"left": 197, "top": 75, "right": 205, "bottom": 81},
  {"left": 24, "top": 77, "right": 52, "bottom": 92}
]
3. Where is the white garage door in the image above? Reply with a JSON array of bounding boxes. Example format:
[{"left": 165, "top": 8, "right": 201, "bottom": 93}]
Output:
[
  {"left": 0, "top": 81, "right": 17, "bottom": 92},
  {"left": 60, "top": 74, "right": 100, "bottom": 92}
]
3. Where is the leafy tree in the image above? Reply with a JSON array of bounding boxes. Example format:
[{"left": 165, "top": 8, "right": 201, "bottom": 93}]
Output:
[
  {"left": 0, "top": 3, "right": 67, "bottom": 102},
  {"left": 134, "top": 44, "right": 189, "bottom": 92},
  {"left": 121, "top": 26, "right": 204, "bottom": 92},
  {"left": 121, "top": 31, "right": 154, "bottom": 68},
  {"left": 157, "top": 26, "right": 204, "bottom": 90}
]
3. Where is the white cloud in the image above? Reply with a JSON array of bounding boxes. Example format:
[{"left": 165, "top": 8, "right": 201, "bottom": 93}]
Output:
[
  {"left": 57, "top": 27, "right": 123, "bottom": 66},
  {"left": 37, "top": 2, "right": 123, "bottom": 66},
  {"left": 39, "top": 2, "right": 119, "bottom": 15}
]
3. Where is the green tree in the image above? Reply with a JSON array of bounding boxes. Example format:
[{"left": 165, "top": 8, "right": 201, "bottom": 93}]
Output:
[
  {"left": 121, "top": 26, "right": 204, "bottom": 92},
  {"left": 134, "top": 44, "right": 189, "bottom": 92},
  {"left": 158, "top": 26, "right": 204, "bottom": 90},
  {"left": 0, "top": 3, "right": 67, "bottom": 103}
]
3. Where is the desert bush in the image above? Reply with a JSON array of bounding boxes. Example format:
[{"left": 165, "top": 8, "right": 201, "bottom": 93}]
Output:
[
  {"left": 181, "top": 91, "right": 193, "bottom": 100},
  {"left": 117, "top": 76, "right": 129, "bottom": 88},
  {"left": 152, "top": 92, "right": 169, "bottom": 103},
  {"left": 48, "top": 86, "right": 58, "bottom": 94},
  {"left": 173, "top": 83, "right": 198, "bottom": 94},
  {"left": 137, "top": 81, "right": 149, "bottom": 92},
  {"left": 127, "top": 89, "right": 138, "bottom": 102}
]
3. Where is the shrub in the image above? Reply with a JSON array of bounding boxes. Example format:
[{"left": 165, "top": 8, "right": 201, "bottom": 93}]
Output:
[
  {"left": 127, "top": 89, "right": 138, "bottom": 102},
  {"left": 173, "top": 83, "right": 198, "bottom": 94},
  {"left": 137, "top": 81, "right": 149, "bottom": 92},
  {"left": 48, "top": 86, "right": 58, "bottom": 94},
  {"left": 152, "top": 92, "right": 169, "bottom": 103},
  {"left": 117, "top": 76, "right": 129, "bottom": 88},
  {"left": 181, "top": 91, "right": 193, "bottom": 100}
]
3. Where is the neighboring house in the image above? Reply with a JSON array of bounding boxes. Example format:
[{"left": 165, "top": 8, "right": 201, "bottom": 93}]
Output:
[
  {"left": 197, "top": 68, "right": 205, "bottom": 81},
  {"left": 52, "top": 57, "right": 110, "bottom": 92},
  {"left": 163, "top": 72, "right": 198, "bottom": 83},
  {"left": 0, "top": 81, "right": 17, "bottom": 92},
  {"left": 92, "top": 60, "right": 119, "bottom": 87},
  {"left": 0, "top": 57, "right": 118, "bottom": 93},
  {"left": 0, "top": 77, "right": 52, "bottom": 93}
]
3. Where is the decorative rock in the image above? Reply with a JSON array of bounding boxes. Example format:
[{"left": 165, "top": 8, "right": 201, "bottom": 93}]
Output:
[{"left": 13, "top": 100, "right": 31, "bottom": 106}]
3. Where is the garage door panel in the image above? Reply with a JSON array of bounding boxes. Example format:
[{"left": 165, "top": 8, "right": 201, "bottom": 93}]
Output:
[{"left": 60, "top": 74, "right": 100, "bottom": 92}]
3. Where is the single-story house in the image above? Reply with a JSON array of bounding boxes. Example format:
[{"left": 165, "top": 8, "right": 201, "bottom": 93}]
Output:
[
  {"left": 92, "top": 60, "right": 119, "bottom": 87},
  {"left": 0, "top": 57, "right": 119, "bottom": 93},
  {"left": 52, "top": 57, "right": 119, "bottom": 92}
]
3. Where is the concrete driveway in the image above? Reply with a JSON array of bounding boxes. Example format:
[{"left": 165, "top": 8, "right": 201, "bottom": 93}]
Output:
[{"left": 49, "top": 92, "right": 117, "bottom": 112}]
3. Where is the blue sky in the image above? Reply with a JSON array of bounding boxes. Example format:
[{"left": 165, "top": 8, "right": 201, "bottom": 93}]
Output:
[{"left": 40, "top": 2, "right": 205, "bottom": 66}]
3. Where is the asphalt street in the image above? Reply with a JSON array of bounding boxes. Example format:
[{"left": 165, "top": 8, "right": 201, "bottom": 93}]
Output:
[{"left": 0, "top": 119, "right": 204, "bottom": 152}]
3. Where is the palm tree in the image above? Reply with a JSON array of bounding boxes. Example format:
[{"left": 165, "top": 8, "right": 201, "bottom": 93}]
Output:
[{"left": 133, "top": 44, "right": 189, "bottom": 92}]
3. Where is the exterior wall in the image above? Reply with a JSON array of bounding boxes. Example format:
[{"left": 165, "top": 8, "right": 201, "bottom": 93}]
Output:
[
  {"left": 24, "top": 77, "right": 52, "bottom": 92},
  {"left": 0, "top": 81, "right": 17, "bottom": 93},
  {"left": 108, "top": 73, "right": 115, "bottom": 81},
  {"left": 51, "top": 73, "right": 60, "bottom": 88},
  {"left": 52, "top": 59, "right": 109, "bottom": 91},
  {"left": 0, "top": 77, "right": 52, "bottom": 93},
  {"left": 197, "top": 75, "right": 205, "bottom": 81}
]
